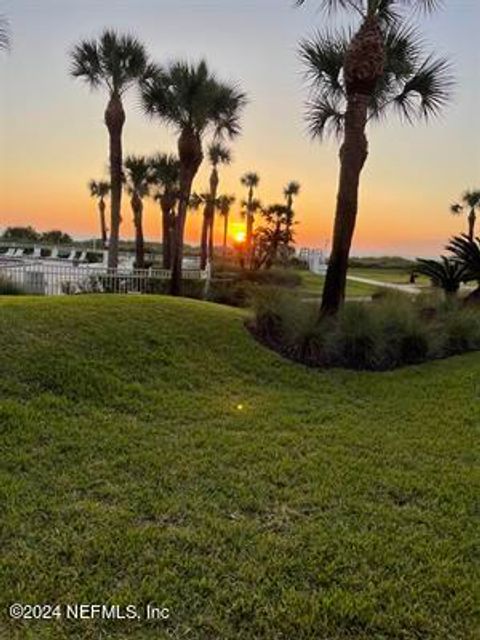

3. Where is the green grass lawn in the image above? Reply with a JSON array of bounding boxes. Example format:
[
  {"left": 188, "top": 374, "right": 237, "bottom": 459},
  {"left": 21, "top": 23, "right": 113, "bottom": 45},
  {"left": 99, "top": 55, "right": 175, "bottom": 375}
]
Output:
[
  {"left": 1, "top": 296, "right": 478, "bottom": 639},
  {"left": 299, "top": 272, "right": 379, "bottom": 299},
  {"left": 348, "top": 268, "right": 430, "bottom": 286}
]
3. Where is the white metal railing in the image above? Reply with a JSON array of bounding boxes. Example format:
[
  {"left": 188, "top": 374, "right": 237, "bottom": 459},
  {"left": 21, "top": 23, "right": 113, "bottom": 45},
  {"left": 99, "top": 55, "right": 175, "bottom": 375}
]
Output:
[{"left": 0, "top": 263, "right": 209, "bottom": 296}]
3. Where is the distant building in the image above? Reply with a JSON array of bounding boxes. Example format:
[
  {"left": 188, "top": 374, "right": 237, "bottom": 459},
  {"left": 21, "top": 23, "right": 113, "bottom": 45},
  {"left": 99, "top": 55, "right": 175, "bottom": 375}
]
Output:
[{"left": 297, "top": 247, "right": 327, "bottom": 275}]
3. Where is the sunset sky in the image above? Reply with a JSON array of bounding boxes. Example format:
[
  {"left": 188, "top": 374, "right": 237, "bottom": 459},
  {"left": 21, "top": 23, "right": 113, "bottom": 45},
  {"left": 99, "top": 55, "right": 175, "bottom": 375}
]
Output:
[{"left": 0, "top": 0, "right": 479, "bottom": 257}]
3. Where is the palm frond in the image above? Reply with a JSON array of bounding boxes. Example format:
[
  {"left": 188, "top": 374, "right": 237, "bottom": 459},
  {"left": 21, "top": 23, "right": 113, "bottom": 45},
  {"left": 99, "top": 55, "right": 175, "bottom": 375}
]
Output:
[
  {"left": 0, "top": 15, "right": 11, "bottom": 52},
  {"left": 393, "top": 55, "right": 453, "bottom": 122},
  {"left": 299, "top": 31, "right": 347, "bottom": 98},
  {"left": 208, "top": 142, "right": 231, "bottom": 166},
  {"left": 415, "top": 256, "right": 468, "bottom": 293},
  {"left": 305, "top": 95, "right": 345, "bottom": 139},
  {"left": 446, "top": 234, "right": 480, "bottom": 282},
  {"left": 123, "top": 155, "right": 152, "bottom": 197}
]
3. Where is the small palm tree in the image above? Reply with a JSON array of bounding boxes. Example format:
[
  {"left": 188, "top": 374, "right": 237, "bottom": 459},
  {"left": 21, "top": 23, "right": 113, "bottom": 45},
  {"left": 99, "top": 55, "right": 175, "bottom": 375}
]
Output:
[
  {"left": 141, "top": 60, "right": 246, "bottom": 294},
  {"left": 240, "top": 172, "right": 260, "bottom": 264},
  {"left": 298, "top": 0, "right": 453, "bottom": 314},
  {"left": 217, "top": 195, "right": 236, "bottom": 257},
  {"left": 200, "top": 143, "right": 232, "bottom": 269},
  {"left": 284, "top": 181, "right": 300, "bottom": 237},
  {"left": 149, "top": 154, "right": 180, "bottom": 269},
  {"left": 88, "top": 180, "right": 110, "bottom": 248},
  {"left": 415, "top": 257, "right": 468, "bottom": 297},
  {"left": 450, "top": 190, "right": 480, "bottom": 240},
  {"left": 70, "top": 30, "right": 149, "bottom": 269},
  {"left": 123, "top": 155, "right": 152, "bottom": 269},
  {"left": 0, "top": 15, "right": 10, "bottom": 51}
]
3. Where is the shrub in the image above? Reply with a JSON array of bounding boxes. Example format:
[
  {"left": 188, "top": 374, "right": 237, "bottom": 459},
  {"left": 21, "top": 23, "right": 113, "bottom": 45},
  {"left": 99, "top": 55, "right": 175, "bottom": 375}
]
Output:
[
  {"left": 251, "top": 289, "right": 480, "bottom": 371},
  {"left": 442, "top": 310, "right": 480, "bottom": 354},
  {"left": 0, "top": 276, "right": 25, "bottom": 296},
  {"left": 207, "top": 279, "right": 255, "bottom": 308},
  {"left": 240, "top": 267, "right": 302, "bottom": 289}
]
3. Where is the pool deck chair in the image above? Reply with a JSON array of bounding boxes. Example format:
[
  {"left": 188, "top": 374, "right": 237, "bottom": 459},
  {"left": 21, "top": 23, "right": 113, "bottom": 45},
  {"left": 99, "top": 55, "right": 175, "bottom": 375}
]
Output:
[
  {"left": 13, "top": 248, "right": 24, "bottom": 257},
  {"left": 32, "top": 246, "right": 42, "bottom": 259},
  {"left": 77, "top": 251, "right": 87, "bottom": 262},
  {"left": 50, "top": 248, "right": 59, "bottom": 259},
  {"left": 67, "top": 249, "right": 77, "bottom": 261},
  {"left": 4, "top": 248, "right": 16, "bottom": 258}
]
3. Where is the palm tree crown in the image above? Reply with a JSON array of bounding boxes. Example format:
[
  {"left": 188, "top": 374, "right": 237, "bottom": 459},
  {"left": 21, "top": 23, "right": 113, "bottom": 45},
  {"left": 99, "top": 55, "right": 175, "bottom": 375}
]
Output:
[
  {"left": 123, "top": 155, "right": 152, "bottom": 197},
  {"left": 149, "top": 154, "right": 180, "bottom": 194},
  {"left": 141, "top": 60, "right": 247, "bottom": 141},
  {"left": 88, "top": 180, "right": 110, "bottom": 199},
  {"left": 241, "top": 172, "right": 260, "bottom": 190},
  {"left": 208, "top": 142, "right": 232, "bottom": 168},
  {"left": 70, "top": 30, "right": 148, "bottom": 95},
  {"left": 299, "top": 5, "right": 453, "bottom": 139}
]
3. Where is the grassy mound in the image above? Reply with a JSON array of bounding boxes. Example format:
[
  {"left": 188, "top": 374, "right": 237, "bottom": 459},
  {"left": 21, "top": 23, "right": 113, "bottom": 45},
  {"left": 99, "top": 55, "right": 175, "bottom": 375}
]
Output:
[{"left": 0, "top": 296, "right": 478, "bottom": 639}]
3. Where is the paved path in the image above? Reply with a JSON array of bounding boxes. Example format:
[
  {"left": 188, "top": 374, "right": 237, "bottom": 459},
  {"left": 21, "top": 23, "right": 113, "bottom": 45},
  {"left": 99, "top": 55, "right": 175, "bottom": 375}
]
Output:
[{"left": 346, "top": 275, "right": 421, "bottom": 295}]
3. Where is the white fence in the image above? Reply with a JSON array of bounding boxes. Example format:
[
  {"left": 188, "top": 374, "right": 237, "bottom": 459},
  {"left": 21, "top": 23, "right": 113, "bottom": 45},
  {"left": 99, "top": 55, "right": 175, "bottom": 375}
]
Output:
[{"left": 0, "top": 263, "right": 210, "bottom": 296}]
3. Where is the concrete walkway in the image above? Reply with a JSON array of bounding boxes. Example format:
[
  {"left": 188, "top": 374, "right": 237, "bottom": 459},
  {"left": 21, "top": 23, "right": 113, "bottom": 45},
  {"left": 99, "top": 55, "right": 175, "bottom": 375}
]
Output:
[{"left": 346, "top": 275, "right": 421, "bottom": 295}]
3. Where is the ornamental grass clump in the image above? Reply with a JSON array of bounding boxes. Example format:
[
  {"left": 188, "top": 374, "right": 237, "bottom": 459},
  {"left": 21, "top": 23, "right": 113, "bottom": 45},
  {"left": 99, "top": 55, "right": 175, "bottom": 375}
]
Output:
[{"left": 251, "top": 289, "right": 480, "bottom": 371}]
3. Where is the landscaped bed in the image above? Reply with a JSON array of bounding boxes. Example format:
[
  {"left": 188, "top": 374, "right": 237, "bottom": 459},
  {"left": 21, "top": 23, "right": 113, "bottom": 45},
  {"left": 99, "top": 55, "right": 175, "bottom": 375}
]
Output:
[{"left": 0, "top": 295, "right": 478, "bottom": 639}]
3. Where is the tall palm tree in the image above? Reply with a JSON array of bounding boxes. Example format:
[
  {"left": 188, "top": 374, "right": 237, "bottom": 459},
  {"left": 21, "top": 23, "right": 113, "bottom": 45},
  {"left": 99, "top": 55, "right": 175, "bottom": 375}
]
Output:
[
  {"left": 201, "top": 143, "right": 232, "bottom": 269},
  {"left": 141, "top": 60, "right": 246, "bottom": 295},
  {"left": 284, "top": 180, "right": 300, "bottom": 238},
  {"left": 0, "top": 15, "right": 10, "bottom": 51},
  {"left": 149, "top": 154, "right": 180, "bottom": 269},
  {"left": 298, "top": 0, "right": 453, "bottom": 315},
  {"left": 450, "top": 190, "right": 480, "bottom": 241},
  {"left": 240, "top": 172, "right": 260, "bottom": 264},
  {"left": 217, "top": 195, "right": 236, "bottom": 257},
  {"left": 70, "top": 30, "right": 149, "bottom": 269},
  {"left": 123, "top": 155, "right": 152, "bottom": 269},
  {"left": 88, "top": 179, "right": 110, "bottom": 248}
]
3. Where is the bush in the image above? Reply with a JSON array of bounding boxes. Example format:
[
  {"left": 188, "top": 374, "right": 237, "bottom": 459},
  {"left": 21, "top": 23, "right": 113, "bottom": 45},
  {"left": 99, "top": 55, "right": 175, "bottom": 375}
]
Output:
[
  {"left": 0, "top": 276, "right": 25, "bottom": 296},
  {"left": 251, "top": 289, "right": 480, "bottom": 371},
  {"left": 241, "top": 267, "right": 302, "bottom": 289},
  {"left": 207, "top": 279, "right": 256, "bottom": 308}
]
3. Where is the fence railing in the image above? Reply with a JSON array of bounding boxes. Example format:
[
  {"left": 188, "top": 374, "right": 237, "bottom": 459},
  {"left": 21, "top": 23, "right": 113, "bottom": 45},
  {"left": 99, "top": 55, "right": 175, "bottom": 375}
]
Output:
[{"left": 0, "top": 263, "right": 210, "bottom": 296}]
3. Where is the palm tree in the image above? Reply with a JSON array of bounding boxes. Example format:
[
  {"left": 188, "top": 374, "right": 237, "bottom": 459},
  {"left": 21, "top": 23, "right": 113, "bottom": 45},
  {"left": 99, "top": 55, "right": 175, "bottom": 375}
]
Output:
[
  {"left": 284, "top": 180, "right": 300, "bottom": 238},
  {"left": 123, "top": 155, "right": 152, "bottom": 269},
  {"left": 217, "top": 195, "right": 236, "bottom": 257},
  {"left": 415, "top": 257, "right": 468, "bottom": 297},
  {"left": 200, "top": 143, "right": 232, "bottom": 269},
  {"left": 298, "top": 0, "right": 453, "bottom": 315},
  {"left": 141, "top": 60, "right": 246, "bottom": 295},
  {"left": 450, "top": 190, "right": 480, "bottom": 241},
  {"left": 240, "top": 172, "right": 260, "bottom": 264},
  {"left": 0, "top": 15, "right": 10, "bottom": 51},
  {"left": 446, "top": 235, "right": 480, "bottom": 304},
  {"left": 149, "top": 154, "right": 180, "bottom": 269},
  {"left": 88, "top": 180, "right": 110, "bottom": 248},
  {"left": 70, "top": 30, "right": 149, "bottom": 269}
]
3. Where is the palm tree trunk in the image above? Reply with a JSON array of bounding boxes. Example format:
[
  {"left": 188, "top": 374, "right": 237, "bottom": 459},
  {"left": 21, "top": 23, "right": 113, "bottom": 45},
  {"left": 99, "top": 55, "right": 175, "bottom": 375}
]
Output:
[
  {"left": 171, "top": 128, "right": 203, "bottom": 296},
  {"left": 171, "top": 181, "right": 193, "bottom": 295},
  {"left": 468, "top": 209, "right": 476, "bottom": 241},
  {"left": 98, "top": 199, "right": 108, "bottom": 248},
  {"left": 132, "top": 195, "right": 144, "bottom": 269},
  {"left": 105, "top": 93, "right": 125, "bottom": 270},
  {"left": 223, "top": 213, "right": 229, "bottom": 258},
  {"left": 321, "top": 94, "right": 369, "bottom": 315},
  {"left": 208, "top": 212, "right": 215, "bottom": 263},
  {"left": 200, "top": 206, "right": 209, "bottom": 270},
  {"left": 161, "top": 206, "right": 172, "bottom": 269}
]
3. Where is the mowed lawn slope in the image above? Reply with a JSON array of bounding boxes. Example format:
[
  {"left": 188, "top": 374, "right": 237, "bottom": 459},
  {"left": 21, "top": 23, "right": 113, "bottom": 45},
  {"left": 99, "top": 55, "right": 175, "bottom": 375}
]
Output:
[{"left": 0, "top": 296, "right": 478, "bottom": 640}]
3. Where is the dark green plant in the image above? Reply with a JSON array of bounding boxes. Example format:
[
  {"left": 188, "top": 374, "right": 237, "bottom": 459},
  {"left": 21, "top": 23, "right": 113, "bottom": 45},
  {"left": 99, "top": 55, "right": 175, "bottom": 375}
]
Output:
[{"left": 415, "top": 257, "right": 469, "bottom": 296}]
